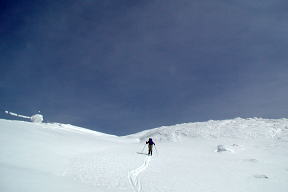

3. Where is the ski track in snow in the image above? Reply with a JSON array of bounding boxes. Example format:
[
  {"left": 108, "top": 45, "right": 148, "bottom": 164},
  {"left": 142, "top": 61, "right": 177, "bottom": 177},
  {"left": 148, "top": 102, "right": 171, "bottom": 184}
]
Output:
[{"left": 128, "top": 156, "right": 151, "bottom": 192}]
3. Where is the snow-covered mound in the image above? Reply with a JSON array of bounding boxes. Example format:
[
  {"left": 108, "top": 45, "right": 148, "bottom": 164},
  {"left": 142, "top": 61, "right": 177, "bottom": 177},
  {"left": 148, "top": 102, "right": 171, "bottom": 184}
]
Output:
[
  {"left": 129, "top": 118, "right": 288, "bottom": 142},
  {"left": 30, "top": 114, "right": 44, "bottom": 123},
  {"left": 1, "top": 118, "right": 288, "bottom": 192}
]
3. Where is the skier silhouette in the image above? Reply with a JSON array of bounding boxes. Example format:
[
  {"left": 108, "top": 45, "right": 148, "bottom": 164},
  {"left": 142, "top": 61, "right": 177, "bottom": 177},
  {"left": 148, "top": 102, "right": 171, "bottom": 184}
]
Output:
[{"left": 146, "top": 138, "right": 155, "bottom": 156}]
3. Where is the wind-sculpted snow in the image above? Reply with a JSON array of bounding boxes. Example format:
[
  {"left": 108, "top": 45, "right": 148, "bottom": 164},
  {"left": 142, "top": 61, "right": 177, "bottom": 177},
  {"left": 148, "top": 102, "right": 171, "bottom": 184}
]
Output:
[{"left": 130, "top": 118, "right": 288, "bottom": 142}]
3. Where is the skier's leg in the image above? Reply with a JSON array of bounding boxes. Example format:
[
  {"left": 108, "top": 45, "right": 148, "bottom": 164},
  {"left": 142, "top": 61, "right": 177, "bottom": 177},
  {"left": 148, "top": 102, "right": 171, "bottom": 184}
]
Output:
[{"left": 148, "top": 145, "right": 152, "bottom": 155}]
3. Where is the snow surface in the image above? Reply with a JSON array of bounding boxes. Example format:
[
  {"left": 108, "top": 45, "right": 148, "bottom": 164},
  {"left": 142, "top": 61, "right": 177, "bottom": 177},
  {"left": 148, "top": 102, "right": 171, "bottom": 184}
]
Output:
[{"left": 0, "top": 117, "right": 288, "bottom": 192}]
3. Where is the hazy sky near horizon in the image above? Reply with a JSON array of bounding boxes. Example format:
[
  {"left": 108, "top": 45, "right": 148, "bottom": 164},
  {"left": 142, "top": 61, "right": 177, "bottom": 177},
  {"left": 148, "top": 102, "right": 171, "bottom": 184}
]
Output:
[{"left": 1, "top": 0, "right": 288, "bottom": 135}]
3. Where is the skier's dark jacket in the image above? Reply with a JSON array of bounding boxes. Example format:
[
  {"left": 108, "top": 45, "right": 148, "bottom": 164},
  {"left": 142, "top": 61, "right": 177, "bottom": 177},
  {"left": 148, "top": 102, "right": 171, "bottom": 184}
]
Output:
[{"left": 146, "top": 138, "right": 155, "bottom": 145}]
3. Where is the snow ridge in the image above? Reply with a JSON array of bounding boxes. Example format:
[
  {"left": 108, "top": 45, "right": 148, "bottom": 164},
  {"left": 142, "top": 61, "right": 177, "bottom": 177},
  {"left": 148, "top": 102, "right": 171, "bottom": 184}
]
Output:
[{"left": 130, "top": 118, "right": 288, "bottom": 142}]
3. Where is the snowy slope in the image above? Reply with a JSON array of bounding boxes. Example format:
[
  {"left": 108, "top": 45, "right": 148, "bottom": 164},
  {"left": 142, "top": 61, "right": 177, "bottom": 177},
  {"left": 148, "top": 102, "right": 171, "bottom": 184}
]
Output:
[
  {"left": 1, "top": 118, "right": 288, "bottom": 192},
  {"left": 128, "top": 117, "right": 288, "bottom": 142}
]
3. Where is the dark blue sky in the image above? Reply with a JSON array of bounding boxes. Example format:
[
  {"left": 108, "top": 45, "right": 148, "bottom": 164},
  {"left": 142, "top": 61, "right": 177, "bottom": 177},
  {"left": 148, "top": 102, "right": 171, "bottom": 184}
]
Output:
[{"left": 1, "top": 0, "right": 288, "bottom": 135}]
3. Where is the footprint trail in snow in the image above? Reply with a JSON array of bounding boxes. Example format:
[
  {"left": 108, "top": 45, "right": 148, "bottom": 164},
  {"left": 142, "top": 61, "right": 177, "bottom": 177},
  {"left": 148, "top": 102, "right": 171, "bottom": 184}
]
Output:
[{"left": 128, "top": 156, "right": 152, "bottom": 192}]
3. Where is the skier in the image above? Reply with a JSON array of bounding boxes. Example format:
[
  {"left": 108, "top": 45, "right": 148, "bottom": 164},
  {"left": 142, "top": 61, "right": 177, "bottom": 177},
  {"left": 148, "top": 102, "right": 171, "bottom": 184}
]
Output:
[{"left": 146, "top": 138, "right": 155, "bottom": 156}]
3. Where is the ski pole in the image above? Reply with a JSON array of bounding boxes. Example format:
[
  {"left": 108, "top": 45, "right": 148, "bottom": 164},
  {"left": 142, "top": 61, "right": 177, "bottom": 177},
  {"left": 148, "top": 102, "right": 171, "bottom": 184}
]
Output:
[
  {"left": 141, "top": 143, "right": 146, "bottom": 153},
  {"left": 154, "top": 145, "right": 158, "bottom": 155}
]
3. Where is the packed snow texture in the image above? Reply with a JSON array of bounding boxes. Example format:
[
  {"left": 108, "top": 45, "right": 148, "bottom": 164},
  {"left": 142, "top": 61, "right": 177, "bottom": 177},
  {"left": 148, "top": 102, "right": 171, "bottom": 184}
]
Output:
[{"left": 0, "top": 117, "right": 288, "bottom": 192}]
